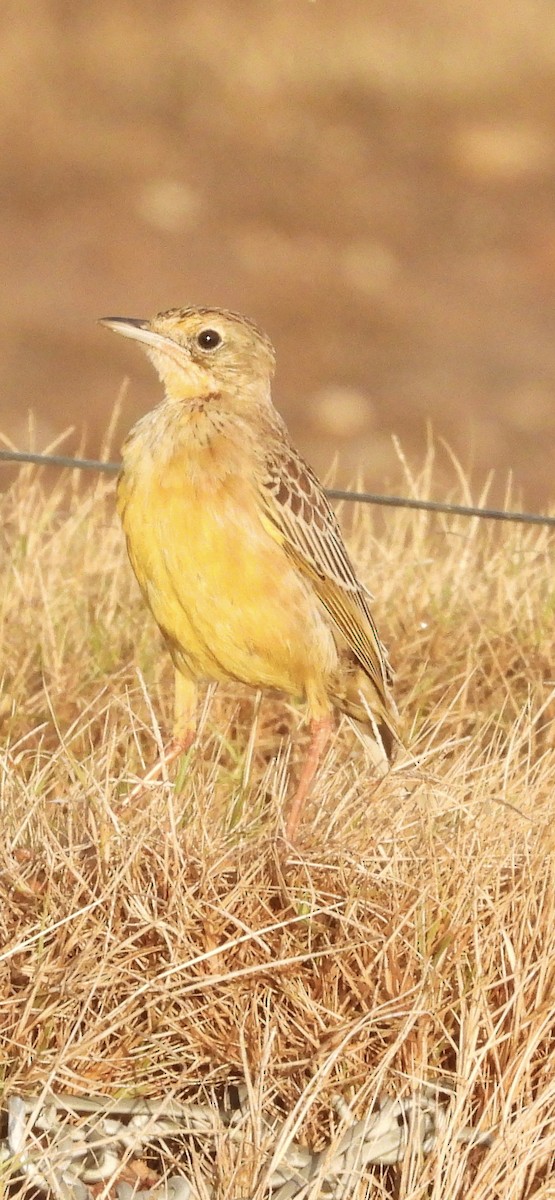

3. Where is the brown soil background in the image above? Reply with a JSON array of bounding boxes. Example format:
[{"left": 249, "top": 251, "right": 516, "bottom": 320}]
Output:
[{"left": 2, "top": 0, "right": 555, "bottom": 507}]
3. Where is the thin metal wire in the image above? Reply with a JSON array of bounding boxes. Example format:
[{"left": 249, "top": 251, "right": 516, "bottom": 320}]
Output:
[
  {"left": 0, "top": 449, "right": 119, "bottom": 474},
  {"left": 1, "top": 447, "right": 554, "bottom": 528},
  {"left": 327, "top": 487, "right": 555, "bottom": 527}
]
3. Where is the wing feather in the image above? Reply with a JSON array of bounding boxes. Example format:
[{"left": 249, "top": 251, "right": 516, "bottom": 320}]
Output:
[{"left": 258, "top": 438, "right": 393, "bottom": 702}]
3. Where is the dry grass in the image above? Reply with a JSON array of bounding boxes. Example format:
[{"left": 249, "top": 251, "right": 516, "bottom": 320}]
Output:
[{"left": 0, "top": 445, "right": 554, "bottom": 1198}]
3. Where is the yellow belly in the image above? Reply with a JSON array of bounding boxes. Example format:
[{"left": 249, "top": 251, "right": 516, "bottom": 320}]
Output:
[{"left": 118, "top": 462, "right": 337, "bottom": 701}]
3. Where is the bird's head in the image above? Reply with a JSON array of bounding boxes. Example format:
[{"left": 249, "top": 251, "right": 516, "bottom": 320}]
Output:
[{"left": 100, "top": 307, "right": 276, "bottom": 404}]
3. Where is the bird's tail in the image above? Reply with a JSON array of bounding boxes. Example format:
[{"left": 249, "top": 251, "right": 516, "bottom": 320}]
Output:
[{"left": 330, "top": 663, "right": 401, "bottom": 766}]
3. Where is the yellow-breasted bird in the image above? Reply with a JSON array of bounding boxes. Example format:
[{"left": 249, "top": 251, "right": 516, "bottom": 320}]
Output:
[{"left": 100, "top": 307, "right": 399, "bottom": 839}]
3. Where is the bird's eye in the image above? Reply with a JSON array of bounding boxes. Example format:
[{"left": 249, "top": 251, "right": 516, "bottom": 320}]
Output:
[{"left": 197, "top": 328, "right": 222, "bottom": 351}]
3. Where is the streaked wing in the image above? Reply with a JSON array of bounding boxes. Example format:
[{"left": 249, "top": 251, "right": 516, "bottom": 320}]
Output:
[{"left": 258, "top": 438, "right": 393, "bottom": 700}]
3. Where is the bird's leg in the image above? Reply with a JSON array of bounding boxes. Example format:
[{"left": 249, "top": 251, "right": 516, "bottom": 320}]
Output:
[
  {"left": 285, "top": 714, "right": 333, "bottom": 842},
  {"left": 171, "top": 670, "right": 198, "bottom": 755},
  {"left": 126, "top": 671, "right": 197, "bottom": 801}
]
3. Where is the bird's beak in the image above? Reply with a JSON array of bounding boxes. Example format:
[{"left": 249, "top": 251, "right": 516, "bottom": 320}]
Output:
[{"left": 99, "top": 317, "right": 177, "bottom": 354}]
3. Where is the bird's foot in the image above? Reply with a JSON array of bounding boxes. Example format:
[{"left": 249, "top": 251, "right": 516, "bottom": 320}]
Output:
[
  {"left": 125, "top": 732, "right": 195, "bottom": 804},
  {"left": 284, "top": 714, "right": 333, "bottom": 843}
]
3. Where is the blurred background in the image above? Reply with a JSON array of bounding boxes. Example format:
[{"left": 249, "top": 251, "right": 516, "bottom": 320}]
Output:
[{"left": 2, "top": 0, "right": 555, "bottom": 506}]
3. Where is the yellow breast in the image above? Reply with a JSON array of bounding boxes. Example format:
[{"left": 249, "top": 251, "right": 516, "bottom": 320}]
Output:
[{"left": 117, "top": 418, "right": 337, "bottom": 702}]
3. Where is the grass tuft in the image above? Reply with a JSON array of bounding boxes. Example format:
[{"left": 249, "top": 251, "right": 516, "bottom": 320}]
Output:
[{"left": 0, "top": 448, "right": 554, "bottom": 1197}]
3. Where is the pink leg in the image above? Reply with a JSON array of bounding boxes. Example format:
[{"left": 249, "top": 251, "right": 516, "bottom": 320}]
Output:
[
  {"left": 126, "top": 731, "right": 195, "bottom": 803},
  {"left": 285, "top": 715, "right": 333, "bottom": 842},
  {"left": 126, "top": 670, "right": 197, "bottom": 803}
]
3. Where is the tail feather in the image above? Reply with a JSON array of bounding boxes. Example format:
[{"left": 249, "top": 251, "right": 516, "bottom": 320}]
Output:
[
  {"left": 376, "top": 717, "right": 398, "bottom": 764},
  {"left": 330, "top": 663, "right": 401, "bottom": 765}
]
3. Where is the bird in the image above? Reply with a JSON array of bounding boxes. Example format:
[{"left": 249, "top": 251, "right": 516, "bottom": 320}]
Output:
[{"left": 100, "top": 306, "right": 399, "bottom": 839}]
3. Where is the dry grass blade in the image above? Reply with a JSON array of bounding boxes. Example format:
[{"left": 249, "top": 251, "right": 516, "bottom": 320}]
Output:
[{"left": 0, "top": 448, "right": 554, "bottom": 1199}]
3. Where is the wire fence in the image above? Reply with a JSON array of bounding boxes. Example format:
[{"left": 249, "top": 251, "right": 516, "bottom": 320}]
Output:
[{"left": 1, "top": 447, "right": 554, "bottom": 528}]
